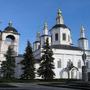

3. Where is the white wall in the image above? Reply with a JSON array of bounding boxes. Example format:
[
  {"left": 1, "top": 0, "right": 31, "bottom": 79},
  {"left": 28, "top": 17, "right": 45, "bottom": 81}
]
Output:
[
  {"left": 51, "top": 27, "right": 72, "bottom": 45},
  {"left": 15, "top": 56, "right": 23, "bottom": 79},
  {"left": 52, "top": 49, "right": 83, "bottom": 79}
]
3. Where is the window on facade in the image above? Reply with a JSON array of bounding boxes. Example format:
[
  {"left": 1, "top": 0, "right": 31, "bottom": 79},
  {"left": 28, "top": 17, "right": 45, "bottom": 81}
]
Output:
[
  {"left": 55, "top": 33, "right": 58, "bottom": 41},
  {"left": 57, "top": 59, "right": 61, "bottom": 68},
  {"left": 5, "top": 35, "right": 15, "bottom": 44},
  {"left": 62, "top": 33, "right": 66, "bottom": 41},
  {"left": 68, "top": 35, "right": 70, "bottom": 42},
  {"left": 38, "top": 45, "right": 40, "bottom": 49},
  {"left": 78, "top": 60, "right": 81, "bottom": 68}
]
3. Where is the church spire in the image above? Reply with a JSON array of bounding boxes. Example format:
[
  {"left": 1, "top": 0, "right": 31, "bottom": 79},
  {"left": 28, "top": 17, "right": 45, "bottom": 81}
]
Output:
[
  {"left": 56, "top": 9, "right": 64, "bottom": 24},
  {"left": 80, "top": 25, "right": 85, "bottom": 38},
  {"left": 78, "top": 25, "right": 89, "bottom": 50},
  {"left": 36, "top": 32, "right": 40, "bottom": 41},
  {"left": 43, "top": 22, "right": 48, "bottom": 35},
  {"left": 8, "top": 20, "right": 13, "bottom": 27}
]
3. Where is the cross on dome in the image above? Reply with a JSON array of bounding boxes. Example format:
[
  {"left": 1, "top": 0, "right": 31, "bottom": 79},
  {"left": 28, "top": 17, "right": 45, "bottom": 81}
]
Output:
[
  {"left": 44, "top": 22, "right": 48, "bottom": 29},
  {"left": 81, "top": 25, "right": 85, "bottom": 32},
  {"left": 8, "top": 20, "right": 13, "bottom": 27},
  {"left": 58, "top": 9, "right": 62, "bottom": 16},
  {"left": 56, "top": 8, "right": 64, "bottom": 24},
  {"left": 80, "top": 25, "right": 85, "bottom": 38}
]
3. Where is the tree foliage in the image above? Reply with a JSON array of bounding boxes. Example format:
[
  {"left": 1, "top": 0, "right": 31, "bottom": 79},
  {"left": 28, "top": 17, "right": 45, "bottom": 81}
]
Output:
[
  {"left": 37, "top": 38, "right": 55, "bottom": 80},
  {"left": 20, "top": 41, "right": 35, "bottom": 80},
  {"left": 1, "top": 46, "right": 15, "bottom": 79}
]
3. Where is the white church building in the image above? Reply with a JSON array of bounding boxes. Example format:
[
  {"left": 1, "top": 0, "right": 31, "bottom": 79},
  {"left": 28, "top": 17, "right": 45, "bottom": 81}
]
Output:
[
  {"left": 0, "top": 9, "right": 90, "bottom": 80},
  {"left": 33, "top": 9, "right": 90, "bottom": 79},
  {"left": 0, "top": 21, "right": 19, "bottom": 66}
]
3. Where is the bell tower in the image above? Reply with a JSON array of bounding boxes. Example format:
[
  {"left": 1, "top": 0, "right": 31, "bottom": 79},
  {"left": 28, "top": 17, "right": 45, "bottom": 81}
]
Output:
[{"left": 0, "top": 21, "right": 20, "bottom": 61}]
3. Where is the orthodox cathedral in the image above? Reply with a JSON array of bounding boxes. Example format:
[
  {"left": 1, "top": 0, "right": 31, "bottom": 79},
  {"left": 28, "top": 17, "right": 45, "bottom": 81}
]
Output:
[
  {"left": 33, "top": 9, "right": 90, "bottom": 79},
  {"left": 0, "top": 9, "right": 90, "bottom": 80}
]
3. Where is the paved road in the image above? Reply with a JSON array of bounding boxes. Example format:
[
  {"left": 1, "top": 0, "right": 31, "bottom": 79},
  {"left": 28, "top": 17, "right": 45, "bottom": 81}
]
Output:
[{"left": 0, "top": 83, "right": 81, "bottom": 90}]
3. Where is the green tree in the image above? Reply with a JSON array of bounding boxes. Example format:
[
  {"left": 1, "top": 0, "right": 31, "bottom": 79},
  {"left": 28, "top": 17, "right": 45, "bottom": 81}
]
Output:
[
  {"left": 1, "top": 46, "right": 15, "bottom": 79},
  {"left": 20, "top": 41, "right": 35, "bottom": 80},
  {"left": 37, "top": 38, "right": 55, "bottom": 80}
]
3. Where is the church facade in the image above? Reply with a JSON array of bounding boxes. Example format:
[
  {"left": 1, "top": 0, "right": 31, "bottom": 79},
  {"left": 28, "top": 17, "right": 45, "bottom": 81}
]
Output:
[
  {"left": 0, "top": 9, "right": 90, "bottom": 80},
  {"left": 33, "top": 9, "right": 90, "bottom": 79}
]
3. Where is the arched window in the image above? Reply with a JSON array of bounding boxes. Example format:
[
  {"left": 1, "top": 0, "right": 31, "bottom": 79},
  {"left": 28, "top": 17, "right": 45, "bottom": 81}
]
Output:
[
  {"left": 68, "top": 35, "right": 70, "bottom": 42},
  {"left": 62, "top": 33, "right": 66, "bottom": 41},
  {"left": 5, "top": 35, "right": 15, "bottom": 44},
  {"left": 78, "top": 60, "right": 81, "bottom": 68},
  {"left": 38, "top": 45, "right": 40, "bottom": 49},
  {"left": 55, "top": 33, "right": 58, "bottom": 41},
  {"left": 57, "top": 59, "right": 61, "bottom": 68}
]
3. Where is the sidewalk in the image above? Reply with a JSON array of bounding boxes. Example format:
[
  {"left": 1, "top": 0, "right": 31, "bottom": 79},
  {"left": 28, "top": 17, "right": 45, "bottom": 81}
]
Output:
[
  {"left": 2, "top": 82, "right": 90, "bottom": 90},
  {"left": 37, "top": 81, "right": 90, "bottom": 90}
]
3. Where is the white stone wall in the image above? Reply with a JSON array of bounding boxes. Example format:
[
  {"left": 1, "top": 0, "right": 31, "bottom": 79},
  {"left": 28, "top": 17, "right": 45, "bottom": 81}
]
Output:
[
  {"left": 15, "top": 49, "right": 90, "bottom": 79},
  {"left": 78, "top": 39, "right": 89, "bottom": 50},
  {"left": 1, "top": 32, "right": 19, "bottom": 55},
  {"left": 0, "top": 32, "right": 19, "bottom": 64},
  {"left": 51, "top": 27, "right": 72, "bottom": 45},
  {"left": 52, "top": 49, "right": 83, "bottom": 79},
  {"left": 33, "top": 48, "right": 90, "bottom": 79}
]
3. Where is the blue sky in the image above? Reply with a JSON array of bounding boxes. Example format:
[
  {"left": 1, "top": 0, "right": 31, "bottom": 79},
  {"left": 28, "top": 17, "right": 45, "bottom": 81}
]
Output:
[{"left": 0, "top": 0, "right": 90, "bottom": 54}]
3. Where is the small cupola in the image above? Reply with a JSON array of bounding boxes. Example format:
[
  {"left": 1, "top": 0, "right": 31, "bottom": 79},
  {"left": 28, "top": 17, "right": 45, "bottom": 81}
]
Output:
[
  {"left": 78, "top": 25, "right": 89, "bottom": 50},
  {"left": 56, "top": 9, "right": 64, "bottom": 24},
  {"left": 50, "top": 9, "right": 72, "bottom": 46},
  {"left": 3, "top": 21, "right": 19, "bottom": 34},
  {"left": 43, "top": 22, "right": 48, "bottom": 35}
]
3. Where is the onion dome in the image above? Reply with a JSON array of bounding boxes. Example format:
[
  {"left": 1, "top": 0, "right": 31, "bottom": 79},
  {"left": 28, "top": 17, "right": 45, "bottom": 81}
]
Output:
[
  {"left": 51, "top": 9, "right": 69, "bottom": 30},
  {"left": 3, "top": 21, "right": 19, "bottom": 35}
]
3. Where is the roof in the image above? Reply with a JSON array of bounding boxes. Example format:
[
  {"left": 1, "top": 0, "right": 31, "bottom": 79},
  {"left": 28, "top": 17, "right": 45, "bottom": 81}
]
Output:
[
  {"left": 0, "top": 30, "right": 2, "bottom": 32},
  {"left": 40, "top": 35, "right": 51, "bottom": 37},
  {"left": 33, "top": 41, "right": 40, "bottom": 43},
  {"left": 3, "top": 26, "right": 19, "bottom": 35},
  {"left": 78, "top": 38, "right": 87, "bottom": 40},
  {"left": 51, "top": 45, "right": 82, "bottom": 50},
  {"left": 50, "top": 24, "right": 69, "bottom": 30}
]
